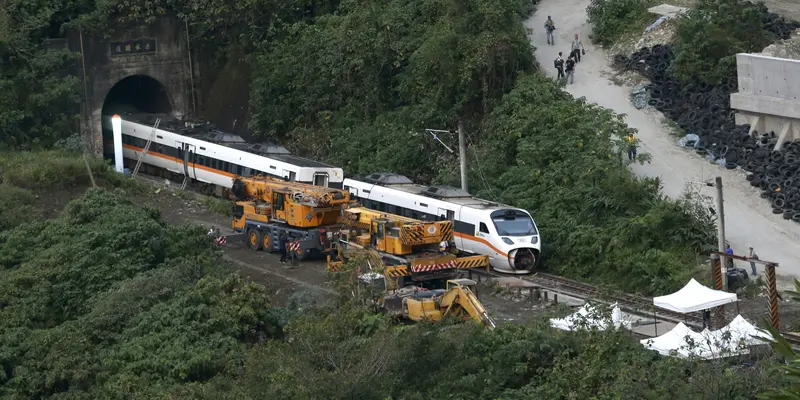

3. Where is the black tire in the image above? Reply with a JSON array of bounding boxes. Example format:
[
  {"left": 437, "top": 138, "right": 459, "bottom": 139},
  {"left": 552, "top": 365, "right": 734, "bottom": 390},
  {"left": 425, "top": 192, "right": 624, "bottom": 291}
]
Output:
[
  {"left": 773, "top": 207, "right": 783, "bottom": 214},
  {"left": 247, "top": 229, "right": 264, "bottom": 251},
  {"left": 725, "top": 162, "right": 737, "bottom": 169},
  {"left": 784, "top": 210, "right": 794, "bottom": 220},
  {"left": 773, "top": 198, "right": 786, "bottom": 209}
]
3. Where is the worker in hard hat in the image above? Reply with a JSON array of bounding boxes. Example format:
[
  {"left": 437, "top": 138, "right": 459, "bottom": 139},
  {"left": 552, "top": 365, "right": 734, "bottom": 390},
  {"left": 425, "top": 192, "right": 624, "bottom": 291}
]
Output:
[{"left": 625, "top": 130, "right": 638, "bottom": 161}]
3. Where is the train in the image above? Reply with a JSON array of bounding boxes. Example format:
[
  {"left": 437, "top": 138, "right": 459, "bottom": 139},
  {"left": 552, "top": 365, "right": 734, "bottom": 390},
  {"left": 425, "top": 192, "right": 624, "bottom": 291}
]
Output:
[
  {"left": 101, "top": 113, "right": 343, "bottom": 196},
  {"left": 343, "top": 173, "right": 540, "bottom": 274},
  {"left": 102, "top": 113, "right": 540, "bottom": 273}
]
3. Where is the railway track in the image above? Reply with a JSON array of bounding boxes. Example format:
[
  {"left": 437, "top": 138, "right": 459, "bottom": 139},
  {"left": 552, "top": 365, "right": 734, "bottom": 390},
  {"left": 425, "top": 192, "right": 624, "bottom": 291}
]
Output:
[{"left": 470, "top": 269, "right": 800, "bottom": 347}]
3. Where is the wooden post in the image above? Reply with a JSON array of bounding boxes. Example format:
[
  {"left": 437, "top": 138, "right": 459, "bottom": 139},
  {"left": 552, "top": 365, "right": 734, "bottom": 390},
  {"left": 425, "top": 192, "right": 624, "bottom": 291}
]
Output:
[{"left": 766, "top": 263, "right": 780, "bottom": 330}]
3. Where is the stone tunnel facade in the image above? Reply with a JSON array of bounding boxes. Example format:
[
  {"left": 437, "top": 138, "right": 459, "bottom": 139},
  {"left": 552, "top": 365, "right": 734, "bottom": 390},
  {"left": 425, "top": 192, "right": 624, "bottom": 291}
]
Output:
[{"left": 68, "top": 16, "right": 196, "bottom": 155}]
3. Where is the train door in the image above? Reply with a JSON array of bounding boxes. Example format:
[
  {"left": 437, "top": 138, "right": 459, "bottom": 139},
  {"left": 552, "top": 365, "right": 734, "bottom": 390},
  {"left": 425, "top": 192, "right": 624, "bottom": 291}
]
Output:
[
  {"left": 281, "top": 169, "right": 297, "bottom": 182},
  {"left": 313, "top": 172, "right": 329, "bottom": 187},
  {"left": 177, "top": 142, "right": 197, "bottom": 179}
]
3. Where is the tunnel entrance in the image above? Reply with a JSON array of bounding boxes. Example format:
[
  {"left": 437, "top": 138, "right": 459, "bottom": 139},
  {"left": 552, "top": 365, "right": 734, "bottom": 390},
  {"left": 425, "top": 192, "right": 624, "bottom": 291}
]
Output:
[
  {"left": 101, "top": 75, "right": 172, "bottom": 161},
  {"left": 102, "top": 74, "right": 173, "bottom": 116}
]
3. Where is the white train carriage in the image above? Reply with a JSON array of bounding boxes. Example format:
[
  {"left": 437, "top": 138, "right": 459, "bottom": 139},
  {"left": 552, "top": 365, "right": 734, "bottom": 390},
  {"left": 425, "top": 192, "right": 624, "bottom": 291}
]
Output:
[
  {"left": 344, "top": 173, "right": 541, "bottom": 274},
  {"left": 102, "top": 113, "right": 343, "bottom": 191}
]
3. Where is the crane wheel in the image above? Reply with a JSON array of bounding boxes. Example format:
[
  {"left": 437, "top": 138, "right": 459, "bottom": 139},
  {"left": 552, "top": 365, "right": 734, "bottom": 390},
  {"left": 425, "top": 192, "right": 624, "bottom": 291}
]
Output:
[
  {"left": 262, "top": 233, "right": 271, "bottom": 251},
  {"left": 247, "top": 229, "right": 264, "bottom": 251}
]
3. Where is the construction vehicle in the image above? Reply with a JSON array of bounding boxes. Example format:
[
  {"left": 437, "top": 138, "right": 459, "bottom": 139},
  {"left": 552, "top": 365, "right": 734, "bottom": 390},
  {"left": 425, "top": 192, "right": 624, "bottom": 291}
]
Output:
[
  {"left": 230, "top": 175, "right": 353, "bottom": 259},
  {"left": 328, "top": 206, "right": 491, "bottom": 288},
  {"left": 359, "top": 275, "right": 496, "bottom": 328}
]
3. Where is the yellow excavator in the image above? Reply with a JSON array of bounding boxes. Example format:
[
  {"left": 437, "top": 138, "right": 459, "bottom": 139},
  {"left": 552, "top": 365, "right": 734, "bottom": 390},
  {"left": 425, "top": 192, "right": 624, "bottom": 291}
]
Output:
[
  {"left": 402, "top": 279, "right": 496, "bottom": 328},
  {"left": 358, "top": 275, "right": 496, "bottom": 328}
]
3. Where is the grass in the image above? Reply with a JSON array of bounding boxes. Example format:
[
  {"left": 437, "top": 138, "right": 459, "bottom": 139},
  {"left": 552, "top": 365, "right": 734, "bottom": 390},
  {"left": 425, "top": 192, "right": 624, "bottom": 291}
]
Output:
[
  {"left": 201, "top": 196, "right": 233, "bottom": 217},
  {"left": 587, "top": 0, "right": 662, "bottom": 47},
  {"left": 0, "top": 150, "right": 148, "bottom": 193},
  {"left": 0, "top": 184, "right": 39, "bottom": 230}
]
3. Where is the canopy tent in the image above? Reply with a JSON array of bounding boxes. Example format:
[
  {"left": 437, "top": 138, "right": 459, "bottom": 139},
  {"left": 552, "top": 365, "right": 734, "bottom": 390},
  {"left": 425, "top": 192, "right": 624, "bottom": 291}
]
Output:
[
  {"left": 642, "top": 315, "right": 769, "bottom": 360},
  {"left": 641, "top": 322, "right": 705, "bottom": 358},
  {"left": 550, "top": 303, "right": 632, "bottom": 331},
  {"left": 653, "top": 278, "right": 738, "bottom": 314}
]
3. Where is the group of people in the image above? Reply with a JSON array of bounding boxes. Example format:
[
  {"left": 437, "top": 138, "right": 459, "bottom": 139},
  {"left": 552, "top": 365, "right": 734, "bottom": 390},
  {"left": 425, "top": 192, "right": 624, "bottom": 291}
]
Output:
[{"left": 546, "top": 16, "right": 585, "bottom": 85}]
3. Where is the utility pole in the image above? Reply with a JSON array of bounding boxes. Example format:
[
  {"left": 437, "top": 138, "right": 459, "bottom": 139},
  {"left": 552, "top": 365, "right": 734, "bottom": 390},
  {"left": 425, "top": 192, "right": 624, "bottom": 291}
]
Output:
[
  {"left": 458, "top": 121, "right": 468, "bottom": 192},
  {"left": 709, "top": 176, "right": 728, "bottom": 290},
  {"left": 424, "top": 125, "right": 468, "bottom": 192}
]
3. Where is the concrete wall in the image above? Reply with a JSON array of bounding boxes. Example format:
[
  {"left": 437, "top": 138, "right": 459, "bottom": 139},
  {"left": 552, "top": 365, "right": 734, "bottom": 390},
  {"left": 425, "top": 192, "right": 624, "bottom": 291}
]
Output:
[
  {"left": 730, "top": 53, "right": 800, "bottom": 149},
  {"left": 70, "top": 16, "right": 194, "bottom": 154}
]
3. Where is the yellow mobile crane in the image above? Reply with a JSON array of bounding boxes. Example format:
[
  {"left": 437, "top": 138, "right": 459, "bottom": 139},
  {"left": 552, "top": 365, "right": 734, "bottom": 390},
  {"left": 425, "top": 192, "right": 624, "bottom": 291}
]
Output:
[
  {"left": 230, "top": 176, "right": 353, "bottom": 259},
  {"left": 329, "top": 206, "right": 490, "bottom": 288}
]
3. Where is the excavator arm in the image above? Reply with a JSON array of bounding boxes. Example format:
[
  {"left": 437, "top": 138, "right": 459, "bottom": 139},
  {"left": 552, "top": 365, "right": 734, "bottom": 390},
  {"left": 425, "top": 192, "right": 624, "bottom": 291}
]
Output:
[{"left": 438, "top": 286, "right": 496, "bottom": 329}]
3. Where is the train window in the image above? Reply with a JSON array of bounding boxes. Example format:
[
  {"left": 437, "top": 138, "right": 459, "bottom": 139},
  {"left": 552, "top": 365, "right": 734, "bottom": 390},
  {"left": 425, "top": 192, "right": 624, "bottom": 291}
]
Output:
[
  {"left": 420, "top": 203, "right": 428, "bottom": 208},
  {"left": 200, "top": 147, "right": 206, "bottom": 150},
  {"left": 222, "top": 161, "right": 229, "bottom": 172},
  {"left": 236, "top": 165, "right": 243, "bottom": 175},
  {"left": 479, "top": 223, "right": 490, "bottom": 234},
  {"left": 156, "top": 135, "right": 163, "bottom": 139},
  {"left": 269, "top": 165, "right": 276, "bottom": 170}
]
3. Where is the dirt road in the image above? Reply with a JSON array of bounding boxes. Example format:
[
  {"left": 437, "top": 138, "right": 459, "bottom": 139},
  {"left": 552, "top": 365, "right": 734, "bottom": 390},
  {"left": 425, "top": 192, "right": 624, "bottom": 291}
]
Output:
[{"left": 525, "top": 1, "right": 800, "bottom": 289}]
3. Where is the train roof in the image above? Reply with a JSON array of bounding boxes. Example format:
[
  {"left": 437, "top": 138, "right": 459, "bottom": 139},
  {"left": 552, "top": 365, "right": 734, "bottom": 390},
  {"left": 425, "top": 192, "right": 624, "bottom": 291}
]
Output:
[
  {"left": 117, "top": 112, "right": 338, "bottom": 169},
  {"left": 355, "top": 172, "right": 516, "bottom": 210}
]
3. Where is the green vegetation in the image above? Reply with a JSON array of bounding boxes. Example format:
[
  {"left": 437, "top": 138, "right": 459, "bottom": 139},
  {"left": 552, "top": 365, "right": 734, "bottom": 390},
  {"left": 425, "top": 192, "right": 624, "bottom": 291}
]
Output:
[
  {"left": 0, "top": 190, "right": 282, "bottom": 398},
  {"left": 670, "top": 0, "right": 773, "bottom": 84},
  {"left": 586, "top": 0, "right": 659, "bottom": 47}
]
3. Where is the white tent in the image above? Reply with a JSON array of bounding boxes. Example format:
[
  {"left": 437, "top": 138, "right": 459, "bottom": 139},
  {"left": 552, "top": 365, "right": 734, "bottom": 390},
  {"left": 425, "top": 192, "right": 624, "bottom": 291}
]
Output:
[
  {"left": 642, "top": 315, "right": 769, "bottom": 360},
  {"left": 653, "top": 278, "right": 737, "bottom": 314},
  {"left": 641, "top": 322, "right": 706, "bottom": 358},
  {"left": 550, "top": 303, "right": 632, "bottom": 331}
]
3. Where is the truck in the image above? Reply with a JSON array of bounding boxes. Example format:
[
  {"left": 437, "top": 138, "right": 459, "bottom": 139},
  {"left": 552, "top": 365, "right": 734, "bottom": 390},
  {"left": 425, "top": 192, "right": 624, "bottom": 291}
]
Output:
[
  {"left": 328, "top": 206, "right": 490, "bottom": 288},
  {"left": 230, "top": 175, "right": 353, "bottom": 259}
]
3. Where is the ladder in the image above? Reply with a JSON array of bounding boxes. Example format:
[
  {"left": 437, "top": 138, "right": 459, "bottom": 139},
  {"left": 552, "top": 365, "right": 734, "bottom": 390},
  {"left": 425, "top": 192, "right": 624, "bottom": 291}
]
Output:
[
  {"left": 131, "top": 118, "right": 161, "bottom": 179},
  {"left": 180, "top": 175, "right": 189, "bottom": 190}
]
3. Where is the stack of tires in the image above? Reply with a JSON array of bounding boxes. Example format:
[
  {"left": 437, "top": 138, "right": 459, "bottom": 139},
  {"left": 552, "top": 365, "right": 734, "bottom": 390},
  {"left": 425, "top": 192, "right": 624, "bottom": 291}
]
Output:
[{"left": 613, "top": 6, "right": 800, "bottom": 223}]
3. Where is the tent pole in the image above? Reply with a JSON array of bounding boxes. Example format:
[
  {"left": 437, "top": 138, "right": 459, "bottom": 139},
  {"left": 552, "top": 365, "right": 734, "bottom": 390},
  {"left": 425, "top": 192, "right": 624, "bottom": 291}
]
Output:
[{"left": 654, "top": 310, "right": 657, "bottom": 336}]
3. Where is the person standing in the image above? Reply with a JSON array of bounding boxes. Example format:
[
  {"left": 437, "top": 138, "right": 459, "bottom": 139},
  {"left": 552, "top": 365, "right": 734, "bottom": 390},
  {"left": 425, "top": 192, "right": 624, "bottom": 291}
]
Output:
[
  {"left": 279, "top": 233, "right": 288, "bottom": 264},
  {"left": 564, "top": 56, "right": 576, "bottom": 84},
  {"left": 554, "top": 52, "right": 565, "bottom": 80},
  {"left": 625, "top": 130, "right": 638, "bottom": 161},
  {"left": 544, "top": 16, "right": 556, "bottom": 45},
  {"left": 725, "top": 245, "right": 734, "bottom": 269},
  {"left": 571, "top": 33, "right": 585, "bottom": 63},
  {"left": 748, "top": 247, "right": 758, "bottom": 275}
]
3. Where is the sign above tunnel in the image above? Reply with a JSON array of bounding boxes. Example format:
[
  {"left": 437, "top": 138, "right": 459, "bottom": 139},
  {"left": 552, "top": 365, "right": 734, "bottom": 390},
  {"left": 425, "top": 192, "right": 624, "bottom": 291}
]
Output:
[{"left": 109, "top": 39, "right": 157, "bottom": 57}]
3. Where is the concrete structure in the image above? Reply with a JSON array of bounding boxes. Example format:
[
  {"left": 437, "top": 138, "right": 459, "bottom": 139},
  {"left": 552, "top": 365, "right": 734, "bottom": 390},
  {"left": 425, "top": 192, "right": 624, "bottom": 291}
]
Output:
[
  {"left": 730, "top": 53, "right": 800, "bottom": 149},
  {"left": 66, "top": 16, "right": 197, "bottom": 155}
]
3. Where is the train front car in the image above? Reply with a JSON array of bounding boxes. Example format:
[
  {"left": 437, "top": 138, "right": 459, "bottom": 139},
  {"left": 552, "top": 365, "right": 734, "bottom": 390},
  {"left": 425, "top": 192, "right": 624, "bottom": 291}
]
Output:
[{"left": 487, "top": 208, "right": 541, "bottom": 274}]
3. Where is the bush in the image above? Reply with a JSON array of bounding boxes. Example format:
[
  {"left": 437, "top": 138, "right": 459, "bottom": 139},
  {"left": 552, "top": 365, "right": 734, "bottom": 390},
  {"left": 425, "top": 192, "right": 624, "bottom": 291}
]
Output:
[
  {"left": 477, "top": 74, "right": 716, "bottom": 295},
  {"left": 0, "top": 185, "right": 38, "bottom": 231},
  {"left": 670, "top": 0, "right": 772, "bottom": 84},
  {"left": 587, "top": 0, "right": 658, "bottom": 46},
  {"left": 0, "top": 189, "right": 281, "bottom": 398}
]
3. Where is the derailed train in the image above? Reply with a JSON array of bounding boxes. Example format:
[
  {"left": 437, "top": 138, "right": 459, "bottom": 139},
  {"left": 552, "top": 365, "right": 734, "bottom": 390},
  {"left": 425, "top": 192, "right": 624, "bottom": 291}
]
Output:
[{"left": 102, "top": 113, "right": 541, "bottom": 273}]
